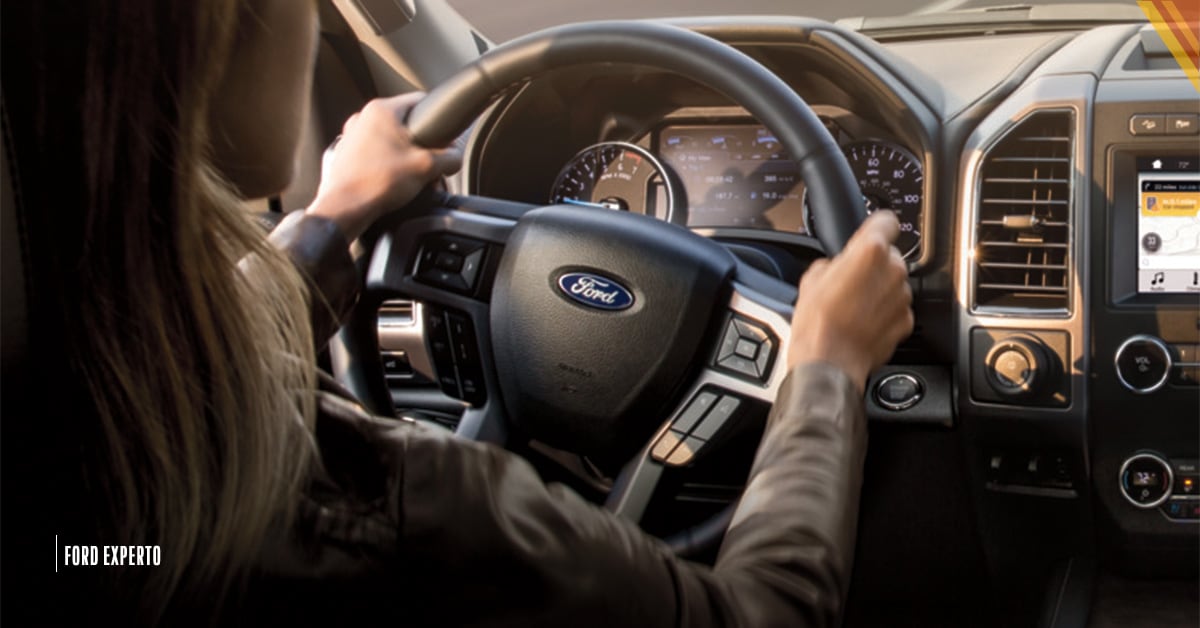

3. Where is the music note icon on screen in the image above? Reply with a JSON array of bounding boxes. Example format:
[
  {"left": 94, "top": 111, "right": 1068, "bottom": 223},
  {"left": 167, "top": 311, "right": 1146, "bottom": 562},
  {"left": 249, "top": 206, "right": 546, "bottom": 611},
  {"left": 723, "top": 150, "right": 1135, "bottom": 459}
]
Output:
[{"left": 1151, "top": 271, "right": 1165, "bottom": 286}]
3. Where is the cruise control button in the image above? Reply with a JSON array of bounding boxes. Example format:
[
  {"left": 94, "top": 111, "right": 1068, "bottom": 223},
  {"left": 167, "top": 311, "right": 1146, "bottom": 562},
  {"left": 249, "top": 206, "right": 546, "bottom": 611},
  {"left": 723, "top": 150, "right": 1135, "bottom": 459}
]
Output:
[
  {"left": 665, "top": 436, "right": 706, "bottom": 467},
  {"left": 672, "top": 391, "right": 717, "bottom": 434},
  {"left": 651, "top": 430, "right": 685, "bottom": 463},
  {"left": 691, "top": 395, "right": 741, "bottom": 441}
]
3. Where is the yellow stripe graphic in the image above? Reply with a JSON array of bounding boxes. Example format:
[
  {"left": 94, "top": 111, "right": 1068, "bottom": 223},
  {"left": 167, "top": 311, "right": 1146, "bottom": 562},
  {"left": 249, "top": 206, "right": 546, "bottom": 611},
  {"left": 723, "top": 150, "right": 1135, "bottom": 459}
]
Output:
[{"left": 1139, "top": 0, "right": 1200, "bottom": 93}]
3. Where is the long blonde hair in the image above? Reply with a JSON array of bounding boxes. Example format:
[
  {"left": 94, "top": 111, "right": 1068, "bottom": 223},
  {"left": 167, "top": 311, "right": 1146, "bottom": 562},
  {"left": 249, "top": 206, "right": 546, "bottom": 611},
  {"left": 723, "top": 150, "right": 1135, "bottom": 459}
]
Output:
[{"left": 8, "top": 1, "right": 317, "bottom": 617}]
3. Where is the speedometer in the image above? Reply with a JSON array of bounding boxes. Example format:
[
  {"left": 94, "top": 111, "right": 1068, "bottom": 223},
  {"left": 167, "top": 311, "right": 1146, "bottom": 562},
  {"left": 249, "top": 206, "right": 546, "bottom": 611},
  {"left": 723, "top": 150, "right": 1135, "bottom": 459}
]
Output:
[
  {"left": 805, "top": 140, "right": 924, "bottom": 259},
  {"left": 549, "top": 142, "right": 680, "bottom": 223}
]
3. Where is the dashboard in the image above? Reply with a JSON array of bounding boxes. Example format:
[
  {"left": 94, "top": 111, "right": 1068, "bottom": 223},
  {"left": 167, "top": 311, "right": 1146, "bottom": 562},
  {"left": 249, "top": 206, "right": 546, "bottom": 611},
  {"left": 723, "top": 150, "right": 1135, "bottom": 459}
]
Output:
[
  {"left": 374, "top": 14, "right": 1198, "bottom": 624},
  {"left": 544, "top": 117, "right": 924, "bottom": 258}
]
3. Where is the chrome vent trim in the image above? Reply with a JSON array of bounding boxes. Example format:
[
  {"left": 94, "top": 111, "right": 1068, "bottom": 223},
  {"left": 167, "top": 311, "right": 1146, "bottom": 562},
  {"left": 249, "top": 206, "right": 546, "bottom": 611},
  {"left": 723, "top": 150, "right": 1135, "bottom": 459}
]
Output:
[{"left": 971, "top": 110, "right": 1074, "bottom": 316}]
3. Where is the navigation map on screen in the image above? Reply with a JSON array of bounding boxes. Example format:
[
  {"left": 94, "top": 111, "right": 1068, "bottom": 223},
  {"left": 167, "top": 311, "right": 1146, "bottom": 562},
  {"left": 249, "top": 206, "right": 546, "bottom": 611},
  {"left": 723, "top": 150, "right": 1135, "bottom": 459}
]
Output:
[{"left": 1137, "top": 156, "right": 1200, "bottom": 294}]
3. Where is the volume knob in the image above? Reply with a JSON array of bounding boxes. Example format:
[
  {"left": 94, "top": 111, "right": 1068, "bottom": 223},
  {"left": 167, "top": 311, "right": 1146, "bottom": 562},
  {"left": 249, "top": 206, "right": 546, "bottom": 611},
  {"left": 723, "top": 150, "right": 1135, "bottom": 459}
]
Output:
[{"left": 1114, "top": 335, "right": 1171, "bottom": 394}]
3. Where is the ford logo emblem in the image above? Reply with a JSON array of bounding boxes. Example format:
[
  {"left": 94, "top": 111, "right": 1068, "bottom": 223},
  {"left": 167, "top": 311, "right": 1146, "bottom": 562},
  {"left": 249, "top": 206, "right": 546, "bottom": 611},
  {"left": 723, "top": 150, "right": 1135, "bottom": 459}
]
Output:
[{"left": 557, "top": 272, "right": 635, "bottom": 311}]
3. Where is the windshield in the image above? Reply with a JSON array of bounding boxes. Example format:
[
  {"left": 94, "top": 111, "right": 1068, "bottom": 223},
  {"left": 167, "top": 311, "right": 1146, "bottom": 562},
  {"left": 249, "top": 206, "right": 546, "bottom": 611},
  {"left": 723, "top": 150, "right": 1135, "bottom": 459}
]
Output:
[{"left": 448, "top": 0, "right": 1142, "bottom": 42}]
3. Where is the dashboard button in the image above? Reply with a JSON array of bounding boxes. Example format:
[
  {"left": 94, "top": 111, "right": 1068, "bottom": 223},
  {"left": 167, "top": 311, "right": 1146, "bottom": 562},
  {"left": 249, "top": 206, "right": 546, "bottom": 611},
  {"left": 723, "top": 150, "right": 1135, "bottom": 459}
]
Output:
[
  {"left": 1173, "top": 473, "right": 1199, "bottom": 497},
  {"left": 875, "top": 373, "right": 924, "bottom": 411},
  {"left": 1114, "top": 335, "right": 1172, "bottom": 394},
  {"left": 1165, "top": 113, "right": 1199, "bottom": 135},
  {"left": 734, "top": 338, "right": 759, "bottom": 360},
  {"left": 1129, "top": 114, "right": 1165, "bottom": 135}
]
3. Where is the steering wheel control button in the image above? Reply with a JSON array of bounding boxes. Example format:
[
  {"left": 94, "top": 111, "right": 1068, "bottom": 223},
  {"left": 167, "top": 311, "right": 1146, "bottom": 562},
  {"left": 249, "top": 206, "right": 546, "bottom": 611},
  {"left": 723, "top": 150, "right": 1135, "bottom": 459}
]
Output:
[
  {"left": 1114, "top": 335, "right": 1172, "bottom": 394},
  {"left": 651, "top": 430, "right": 686, "bottom": 463},
  {"left": 671, "top": 392, "right": 717, "bottom": 434},
  {"left": 715, "top": 316, "right": 777, "bottom": 382},
  {"left": 381, "top": 351, "right": 414, "bottom": 380},
  {"left": 656, "top": 390, "right": 744, "bottom": 466},
  {"left": 434, "top": 251, "right": 464, "bottom": 272},
  {"left": 874, "top": 373, "right": 923, "bottom": 411},
  {"left": 665, "top": 436, "right": 706, "bottom": 467},
  {"left": 690, "top": 396, "right": 741, "bottom": 442},
  {"left": 447, "top": 313, "right": 486, "bottom": 405},
  {"left": 416, "top": 235, "right": 488, "bottom": 295},
  {"left": 734, "top": 338, "right": 759, "bottom": 360},
  {"left": 1119, "top": 453, "right": 1174, "bottom": 509},
  {"left": 422, "top": 307, "right": 486, "bottom": 406}
]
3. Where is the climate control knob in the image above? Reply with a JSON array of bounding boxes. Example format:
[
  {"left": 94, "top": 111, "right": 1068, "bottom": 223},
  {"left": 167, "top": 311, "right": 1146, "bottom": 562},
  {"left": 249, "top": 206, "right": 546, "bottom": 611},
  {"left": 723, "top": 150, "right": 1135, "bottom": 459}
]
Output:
[
  {"left": 1114, "top": 335, "right": 1171, "bottom": 394},
  {"left": 984, "top": 335, "right": 1052, "bottom": 399},
  {"left": 1119, "top": 453, "right": 1173, "bottom": 508}
]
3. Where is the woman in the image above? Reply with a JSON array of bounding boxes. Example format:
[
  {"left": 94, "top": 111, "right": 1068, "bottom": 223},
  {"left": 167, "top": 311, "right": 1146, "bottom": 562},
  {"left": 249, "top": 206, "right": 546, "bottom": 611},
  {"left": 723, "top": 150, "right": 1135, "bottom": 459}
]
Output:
[{"left": 1, "top": 1, "right": 912, "bottom": 625}]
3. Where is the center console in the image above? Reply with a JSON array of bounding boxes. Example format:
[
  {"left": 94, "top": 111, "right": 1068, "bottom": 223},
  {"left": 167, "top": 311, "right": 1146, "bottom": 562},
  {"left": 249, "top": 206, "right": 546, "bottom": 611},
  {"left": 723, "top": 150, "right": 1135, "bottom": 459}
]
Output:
[{"left": 1091, "top": 54, "right": 1200, "bottom": 574}]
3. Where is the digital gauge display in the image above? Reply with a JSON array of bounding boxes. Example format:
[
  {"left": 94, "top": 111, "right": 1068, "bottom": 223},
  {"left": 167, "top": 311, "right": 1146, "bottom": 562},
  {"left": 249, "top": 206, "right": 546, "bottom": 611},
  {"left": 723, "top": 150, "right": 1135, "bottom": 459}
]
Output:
[{"left": 657, "top": 124, "right": 808, "bottom": 232}]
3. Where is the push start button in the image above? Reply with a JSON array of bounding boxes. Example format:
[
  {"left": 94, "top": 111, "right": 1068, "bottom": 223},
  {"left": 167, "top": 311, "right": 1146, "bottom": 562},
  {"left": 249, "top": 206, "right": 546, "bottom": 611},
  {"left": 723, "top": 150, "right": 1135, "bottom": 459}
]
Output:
[{"left": 874, "top": 373, "right": 923, "bottom": 411}]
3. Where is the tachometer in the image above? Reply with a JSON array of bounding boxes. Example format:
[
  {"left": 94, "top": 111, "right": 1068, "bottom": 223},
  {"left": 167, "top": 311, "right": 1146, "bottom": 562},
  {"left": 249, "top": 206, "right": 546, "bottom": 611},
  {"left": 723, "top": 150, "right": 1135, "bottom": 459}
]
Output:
[
  {"left": 549, "top": 142, "right": 680, "bottom": 223},
  {"left": 806, "top": 140, "right": 924, "bottom": 259}
]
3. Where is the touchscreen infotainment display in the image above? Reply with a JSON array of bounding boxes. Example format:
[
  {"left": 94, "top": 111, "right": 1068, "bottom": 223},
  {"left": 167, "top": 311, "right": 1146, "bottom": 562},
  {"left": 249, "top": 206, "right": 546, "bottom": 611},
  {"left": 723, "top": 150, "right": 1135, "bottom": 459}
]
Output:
[
  {"left": 1137, "top": 155, "right": 1200, "bottom": 294},
  {"left": 656, "top": 124, "right": 807, "bottom": 233}
]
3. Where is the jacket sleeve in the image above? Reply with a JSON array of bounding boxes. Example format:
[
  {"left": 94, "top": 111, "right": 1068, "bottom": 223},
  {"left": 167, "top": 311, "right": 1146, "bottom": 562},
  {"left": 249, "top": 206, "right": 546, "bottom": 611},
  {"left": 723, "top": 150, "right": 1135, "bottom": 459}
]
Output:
[
  {"left": 267, "top": 211, "right": 360, "bottom": 346},
  {"left": 391, "top": 363, "right": 866, "bottom": 628}
]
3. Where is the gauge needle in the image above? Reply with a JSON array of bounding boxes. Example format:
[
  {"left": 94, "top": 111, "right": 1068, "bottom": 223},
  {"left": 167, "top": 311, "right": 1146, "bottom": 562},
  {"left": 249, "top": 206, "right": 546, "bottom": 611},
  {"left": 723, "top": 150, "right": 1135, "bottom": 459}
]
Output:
[{"left": 560, "top": 198, "right": 614, "bottom": 210}]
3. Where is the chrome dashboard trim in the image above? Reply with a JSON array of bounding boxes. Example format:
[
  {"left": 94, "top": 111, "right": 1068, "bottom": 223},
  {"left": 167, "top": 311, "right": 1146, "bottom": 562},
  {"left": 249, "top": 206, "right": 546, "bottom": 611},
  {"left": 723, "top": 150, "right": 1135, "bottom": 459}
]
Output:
[
  {"left": 962, "top": 106, "right": 1078, "bottom": 319},
  {"left": 955, "top": 74, "right": 1094, "bottom": 415}
]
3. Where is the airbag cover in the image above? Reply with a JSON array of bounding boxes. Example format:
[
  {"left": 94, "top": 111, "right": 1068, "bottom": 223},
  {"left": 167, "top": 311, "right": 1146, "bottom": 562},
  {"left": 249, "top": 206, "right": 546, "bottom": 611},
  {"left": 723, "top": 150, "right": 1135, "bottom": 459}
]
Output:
[{"left": 491, "top": 206, "right": 735, "bottom": 458}]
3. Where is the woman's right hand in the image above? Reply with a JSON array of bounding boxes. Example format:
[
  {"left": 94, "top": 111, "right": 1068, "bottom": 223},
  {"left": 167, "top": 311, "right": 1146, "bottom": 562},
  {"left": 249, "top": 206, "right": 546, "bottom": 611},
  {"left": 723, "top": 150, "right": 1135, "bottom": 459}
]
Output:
[
  {"left": 306, "top": 92, "right": 462, "bottom": 241},
  {"left": 786, "top": 210, "right": 914, "bottom": 394}
]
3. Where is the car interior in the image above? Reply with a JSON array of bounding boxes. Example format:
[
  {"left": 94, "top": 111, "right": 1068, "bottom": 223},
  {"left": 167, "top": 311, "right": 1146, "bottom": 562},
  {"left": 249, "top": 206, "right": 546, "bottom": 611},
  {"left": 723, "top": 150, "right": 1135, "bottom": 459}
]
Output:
[{"left": 3, "top": 1, "right": 1198, "bottom": 626}]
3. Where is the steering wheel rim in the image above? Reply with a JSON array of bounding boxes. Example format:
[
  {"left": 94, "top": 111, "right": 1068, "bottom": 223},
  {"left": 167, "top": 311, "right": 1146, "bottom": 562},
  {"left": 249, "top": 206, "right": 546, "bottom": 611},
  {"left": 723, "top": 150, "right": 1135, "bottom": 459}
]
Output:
[
  {"left": 407, "top": 20, "right": 866, "bottom": 254},
  {"left": 348, "top": 20, "right": 866, "bottom": 554}
]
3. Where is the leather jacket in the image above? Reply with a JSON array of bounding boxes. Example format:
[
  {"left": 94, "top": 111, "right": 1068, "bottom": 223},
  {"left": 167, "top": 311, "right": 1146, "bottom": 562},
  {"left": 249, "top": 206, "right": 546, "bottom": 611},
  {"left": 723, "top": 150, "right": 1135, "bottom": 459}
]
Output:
[{"left": 234, "top": 212, "right": 868, "bottom": 627}]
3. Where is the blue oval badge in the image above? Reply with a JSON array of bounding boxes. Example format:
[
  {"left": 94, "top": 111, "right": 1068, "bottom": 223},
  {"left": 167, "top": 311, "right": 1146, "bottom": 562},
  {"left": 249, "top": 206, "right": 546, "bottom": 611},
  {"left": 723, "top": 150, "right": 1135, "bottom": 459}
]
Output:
[{"left": 557, "top": 272, "right": 635, "bottom": 311}]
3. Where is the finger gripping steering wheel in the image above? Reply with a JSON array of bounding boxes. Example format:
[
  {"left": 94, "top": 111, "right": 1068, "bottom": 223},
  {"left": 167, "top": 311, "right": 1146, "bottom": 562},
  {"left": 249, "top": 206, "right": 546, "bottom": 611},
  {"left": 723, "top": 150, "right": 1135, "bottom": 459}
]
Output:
[{"left": 356, "top": 20, "right": 866, "bottom": 552}]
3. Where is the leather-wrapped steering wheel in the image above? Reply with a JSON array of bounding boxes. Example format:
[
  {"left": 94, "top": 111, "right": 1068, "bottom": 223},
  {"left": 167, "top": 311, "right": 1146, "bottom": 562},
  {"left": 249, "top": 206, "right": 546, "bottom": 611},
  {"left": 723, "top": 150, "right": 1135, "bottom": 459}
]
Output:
[{"left": 337, "top": 20, "right": 866, "bottom": 553}]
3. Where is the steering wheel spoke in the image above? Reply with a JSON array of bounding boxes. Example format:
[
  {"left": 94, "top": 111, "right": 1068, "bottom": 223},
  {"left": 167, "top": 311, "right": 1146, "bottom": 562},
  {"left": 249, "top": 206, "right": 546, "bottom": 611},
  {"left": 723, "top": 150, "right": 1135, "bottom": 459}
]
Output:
[
  {"left": 606, "top": 283, "right": 793, "bottom": 523},
  {"left": 362, "top": 196, "right": 526, "bottom": 443}
]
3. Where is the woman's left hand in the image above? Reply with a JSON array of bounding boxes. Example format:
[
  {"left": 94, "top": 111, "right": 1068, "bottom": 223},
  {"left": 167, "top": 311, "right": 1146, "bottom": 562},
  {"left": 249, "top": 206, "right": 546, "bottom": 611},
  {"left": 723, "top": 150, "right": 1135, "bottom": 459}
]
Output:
[{"left": 306, "top": 92, "right": 462, "bottom": 241}]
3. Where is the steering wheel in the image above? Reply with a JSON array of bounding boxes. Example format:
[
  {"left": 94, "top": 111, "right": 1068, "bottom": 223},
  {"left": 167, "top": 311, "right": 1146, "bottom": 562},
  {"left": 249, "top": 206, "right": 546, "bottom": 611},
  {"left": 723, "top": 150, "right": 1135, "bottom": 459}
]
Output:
[{"left": 338, "top": 20, "right": 866, "bottom": 552}]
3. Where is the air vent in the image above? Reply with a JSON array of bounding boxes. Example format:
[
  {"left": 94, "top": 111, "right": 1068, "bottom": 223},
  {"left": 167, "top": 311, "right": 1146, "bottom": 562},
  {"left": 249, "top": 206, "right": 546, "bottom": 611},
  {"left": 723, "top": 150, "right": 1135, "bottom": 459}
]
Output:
[{"left": 973, "top": 110, "right": 1073, "bottom": 313}]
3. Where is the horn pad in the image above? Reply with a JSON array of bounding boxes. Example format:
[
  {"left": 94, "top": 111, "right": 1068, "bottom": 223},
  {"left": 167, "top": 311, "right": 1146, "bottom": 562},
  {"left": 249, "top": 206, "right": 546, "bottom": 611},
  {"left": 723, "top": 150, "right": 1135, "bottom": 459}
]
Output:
[{"left": 490, "top": 206, "right": 735, "bottom": 459}]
